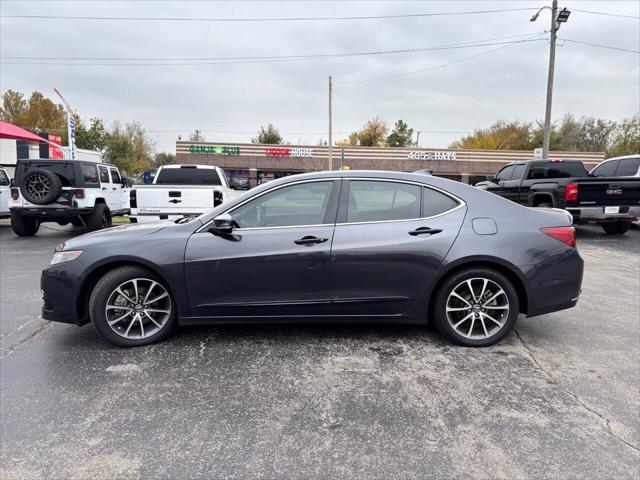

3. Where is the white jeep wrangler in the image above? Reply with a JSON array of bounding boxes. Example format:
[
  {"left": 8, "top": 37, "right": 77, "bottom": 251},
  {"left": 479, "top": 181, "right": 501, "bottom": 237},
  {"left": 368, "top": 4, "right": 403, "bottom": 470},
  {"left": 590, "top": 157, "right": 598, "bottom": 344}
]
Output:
[{"left": 8, "top": 159, "right": 130, "bottom": 237}]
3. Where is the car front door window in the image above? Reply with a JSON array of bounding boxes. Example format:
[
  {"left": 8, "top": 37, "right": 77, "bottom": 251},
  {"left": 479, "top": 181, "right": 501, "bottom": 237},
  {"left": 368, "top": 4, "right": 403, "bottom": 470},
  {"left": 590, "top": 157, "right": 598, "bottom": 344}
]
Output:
[{"left": 232, "top": 181, "right": 333, "bottom": 228}]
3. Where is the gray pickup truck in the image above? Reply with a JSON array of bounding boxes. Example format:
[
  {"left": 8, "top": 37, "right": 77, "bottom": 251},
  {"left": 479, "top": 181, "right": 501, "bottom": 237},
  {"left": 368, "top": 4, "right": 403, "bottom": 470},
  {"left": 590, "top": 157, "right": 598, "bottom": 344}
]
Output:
[{"left": 476, "top": 159, "right": 640, "bottom": 234}]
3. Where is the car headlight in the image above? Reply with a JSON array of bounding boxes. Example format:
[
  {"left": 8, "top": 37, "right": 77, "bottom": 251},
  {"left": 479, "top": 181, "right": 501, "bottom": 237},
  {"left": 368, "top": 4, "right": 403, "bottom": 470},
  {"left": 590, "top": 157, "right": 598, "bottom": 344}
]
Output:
[{"left": 51, "top": 250, "right": 83, "bottom": 265}]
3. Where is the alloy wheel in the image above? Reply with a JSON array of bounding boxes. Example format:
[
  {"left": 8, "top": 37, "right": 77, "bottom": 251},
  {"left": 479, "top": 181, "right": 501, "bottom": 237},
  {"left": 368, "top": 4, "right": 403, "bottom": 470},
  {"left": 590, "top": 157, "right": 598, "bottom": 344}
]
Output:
[
  {"left": 25, "top": 174, "right": 51, "bottom": 201},
  {"left": 445, "top": 277, "right": 510, "bottom": 340},
  {"left": 105, "top": 278, "right": 172, "bottom": 339}
]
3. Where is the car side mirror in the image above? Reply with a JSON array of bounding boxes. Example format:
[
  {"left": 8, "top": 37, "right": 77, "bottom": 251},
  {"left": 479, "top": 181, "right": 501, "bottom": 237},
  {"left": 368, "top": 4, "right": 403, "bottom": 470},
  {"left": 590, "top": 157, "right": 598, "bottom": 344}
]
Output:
[{"left": 211, "top": 213, "right": 234, "bottom": 235}]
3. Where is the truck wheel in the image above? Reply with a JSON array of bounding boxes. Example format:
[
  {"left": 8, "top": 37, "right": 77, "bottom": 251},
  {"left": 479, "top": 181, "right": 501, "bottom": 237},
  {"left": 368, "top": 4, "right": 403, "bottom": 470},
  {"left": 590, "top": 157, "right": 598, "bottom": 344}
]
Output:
[
  {"left": 536, "top": 202, "right": 553, "bottom": 208},
  {"left": 84, "top": 204, "right": 112, "bottom": 231},
  {"left": 20, "top": 168, "right": 63, "bottom": 205},
  {"left": 601, "top": 221, "right": 631, "bottom": 235},
  {"left": 11, "top": 213, "right": 40, "bottom": 237}
]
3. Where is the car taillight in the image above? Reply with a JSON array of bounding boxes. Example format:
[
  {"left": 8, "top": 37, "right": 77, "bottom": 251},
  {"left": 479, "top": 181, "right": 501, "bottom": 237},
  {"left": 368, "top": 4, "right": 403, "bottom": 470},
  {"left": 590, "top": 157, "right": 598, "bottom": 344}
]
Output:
[
  {"left": 130, "top": 189, "right": 137, "bottom": 208},
  {"left": 565, "top": 182, "right": 578, "bottom": 202},
  {"left": 74, "top": 188, "right": 85, "bottom": 199},
  {"left": 541, "top": 226, "right": 576, "bottom": 248},
  {"left": 10, "top": 187, "right": 19, "bottom": 200}
]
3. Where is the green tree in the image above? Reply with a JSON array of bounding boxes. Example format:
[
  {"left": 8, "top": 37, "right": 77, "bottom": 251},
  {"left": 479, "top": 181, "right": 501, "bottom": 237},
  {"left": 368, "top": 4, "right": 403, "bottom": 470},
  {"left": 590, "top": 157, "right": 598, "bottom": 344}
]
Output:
[
  {"left": 103, "top": 121, "right": 154, "bottom": 175},
  {"left": 357, "top": 116, "right": 388, "bottom": 147},
  {"left": 0, "top": 90, "right": 27, "bottom": 124},
  {"left": 252, "top": 123, "right": 283, "bottom": 144},
  {"left": 578, "top": 117, "right": 616, "bottom": 152},
  {"left": 0, "top": 90, "right": 66, "bottom": 140},
  {"left": 449, "top": 120, "right": 534, "bottom": 150},
  {"left": 607, "top": 114, "right": 640, "bottom": 157},
  {"left": 152, "top": 152, "right": 176, "bottom": 168},
  {"left": 386, "top": 119, "right": 414, "bottom": 147},
  {"left": 75, "top": 117, "right": 107, "bottom": 151}
]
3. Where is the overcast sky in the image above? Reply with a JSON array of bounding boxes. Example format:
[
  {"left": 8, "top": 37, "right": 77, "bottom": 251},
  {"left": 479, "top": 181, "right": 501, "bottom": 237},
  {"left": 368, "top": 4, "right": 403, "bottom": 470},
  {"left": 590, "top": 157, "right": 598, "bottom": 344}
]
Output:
[{"left": 1, "top": 0, "right": 638, "bottom": 152}]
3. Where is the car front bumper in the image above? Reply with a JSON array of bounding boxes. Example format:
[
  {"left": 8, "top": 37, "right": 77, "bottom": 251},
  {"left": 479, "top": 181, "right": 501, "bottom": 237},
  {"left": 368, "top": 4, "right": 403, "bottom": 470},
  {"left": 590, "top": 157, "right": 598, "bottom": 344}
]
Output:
[
  {"left": 568, "top": 206, "right": 640, "bottom": 223},
  {"left": 40, "top": 261, "right": 87, "bottom": 325}
]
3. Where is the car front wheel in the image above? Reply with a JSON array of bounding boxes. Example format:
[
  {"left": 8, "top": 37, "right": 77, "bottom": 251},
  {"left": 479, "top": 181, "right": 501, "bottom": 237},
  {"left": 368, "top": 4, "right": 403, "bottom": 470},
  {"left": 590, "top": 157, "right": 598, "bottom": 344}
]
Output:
[
  {"left": 89, "top": 266, "right": 177, "bottom": 347},
  {"left": 433, "top": 268, "right": 519, "bottom": 347}
]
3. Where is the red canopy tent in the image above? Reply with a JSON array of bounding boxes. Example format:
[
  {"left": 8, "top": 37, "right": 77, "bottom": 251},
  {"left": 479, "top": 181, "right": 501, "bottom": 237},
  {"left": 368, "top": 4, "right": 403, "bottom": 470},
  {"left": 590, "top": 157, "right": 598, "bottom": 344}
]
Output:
[{"left": 0, "top": 121, "right": 64, "bottom": 149}]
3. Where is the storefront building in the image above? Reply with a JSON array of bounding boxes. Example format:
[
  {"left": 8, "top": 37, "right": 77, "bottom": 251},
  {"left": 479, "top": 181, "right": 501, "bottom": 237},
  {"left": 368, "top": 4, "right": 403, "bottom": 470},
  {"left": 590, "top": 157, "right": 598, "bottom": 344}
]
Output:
[{"left": 176, "top": 141, "right": 605, "bottom": 187}]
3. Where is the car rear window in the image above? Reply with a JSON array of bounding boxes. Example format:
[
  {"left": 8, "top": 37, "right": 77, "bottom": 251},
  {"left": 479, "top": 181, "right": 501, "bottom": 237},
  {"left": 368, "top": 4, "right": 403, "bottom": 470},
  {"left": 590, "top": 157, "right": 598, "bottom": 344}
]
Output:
[
  {"left": 155, "top": 167, "right": 221, "bottom": 185},
  {"left": 422, "top": 188, "right": 459, "bottom": 217},
  {"left": 82, "top": 164, "right": 99, "bottom": 186},
  {"left": 615, "top": 157, "right": 640, "bottom": 177},
  {"left": 527, "top": 161, "right": 588, "bottom": 179}
]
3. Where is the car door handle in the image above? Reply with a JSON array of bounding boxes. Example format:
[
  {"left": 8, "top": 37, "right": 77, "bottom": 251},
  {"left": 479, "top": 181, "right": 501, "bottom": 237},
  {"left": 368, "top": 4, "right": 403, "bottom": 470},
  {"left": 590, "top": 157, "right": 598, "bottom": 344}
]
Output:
[
  {"left": 294, "top": 235, "right": 328, "bottom": 245},
  {"left": 408, "top": 227, "right": 442, "bottom": 236}
]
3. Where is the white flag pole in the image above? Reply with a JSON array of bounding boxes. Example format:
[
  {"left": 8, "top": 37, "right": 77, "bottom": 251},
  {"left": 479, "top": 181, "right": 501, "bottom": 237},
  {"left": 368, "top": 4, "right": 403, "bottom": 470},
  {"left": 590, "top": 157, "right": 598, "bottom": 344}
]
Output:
[{"left": 53, "top": 87, "right": 77, "bottom": 160}]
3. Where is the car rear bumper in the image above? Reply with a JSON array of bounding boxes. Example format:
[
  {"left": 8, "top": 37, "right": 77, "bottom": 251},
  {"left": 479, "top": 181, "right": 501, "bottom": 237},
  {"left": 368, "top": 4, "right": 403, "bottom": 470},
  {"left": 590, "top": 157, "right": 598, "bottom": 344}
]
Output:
[
  {"left": 568, "top": 206, "right": 640, "bottom": 222},
  {"left": 12, "top": 206, "right": 92, "bottom": 220}
]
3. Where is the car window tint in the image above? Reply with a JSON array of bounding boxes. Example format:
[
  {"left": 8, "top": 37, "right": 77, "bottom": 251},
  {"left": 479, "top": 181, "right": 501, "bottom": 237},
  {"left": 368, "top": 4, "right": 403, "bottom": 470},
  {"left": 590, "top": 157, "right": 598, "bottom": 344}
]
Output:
[
  {"left": 422, "top": 187, "right": 459, "bottom": 217},
  {"left": 0, "top": 169, "right": 9, "bottom": 186},
  {"left": 82, "top": 164, "right": 99, "bottom": 185},
  {"left": 527, "top": 161, "right": 588, "bottom": 179},
  {"left": 347, "top": 181, "right": 420, "bottom": 223},
  {"left": 155, "top": 167, "right": 221, "bottom": 185},
  {"left": 496, "top": 165, "right": 515, "bottom": 181},
  {"left": 99, "top": 166, "right": 110, "bottom": 183},
  {"left": 110, "top": 168, "right": 122, "bottom": 184},
  {"left": 592, "top": 160, "right": 617, "bottom": 177},
  {"left": 232, "top": 181, "right": 333, "bottom": 228},
  {"left": 512, "top": 164, "right": 526, "bottom": 180},
  {"left": 615, "top": 157, "right": 640, "bottom": 177}
]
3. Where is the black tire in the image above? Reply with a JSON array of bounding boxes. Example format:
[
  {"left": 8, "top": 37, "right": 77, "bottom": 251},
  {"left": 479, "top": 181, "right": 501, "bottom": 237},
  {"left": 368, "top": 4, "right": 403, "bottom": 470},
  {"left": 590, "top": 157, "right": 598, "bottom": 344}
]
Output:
[
  {"left": 70, "top": 217, "right": 85, "bottom": 227},
  {"left": 536, "top": 202, "right": 553, "bottom": 208},
  {"left": 10, "top": 213, "right": 40, "bottom": 237},
  {"left": 20, "top": 168, "right": 63, "bottom": 205},
  {"left": 84, "top": 203, "right": 112, "bottom": 231},
  {"left": 601, "top": 221, "right": 631, "bottom": 235},
  {"left": 433, "top": 267, "right": 519, "bottom": 347},
  {"left": 89, "top": 266, "right": 177, "bottom": 347}
]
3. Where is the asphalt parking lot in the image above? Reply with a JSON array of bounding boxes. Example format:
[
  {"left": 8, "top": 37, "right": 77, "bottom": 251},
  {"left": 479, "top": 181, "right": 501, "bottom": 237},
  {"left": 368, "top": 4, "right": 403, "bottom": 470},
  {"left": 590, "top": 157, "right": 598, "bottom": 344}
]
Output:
[{"left": 1, "top": 222, "right": 638, "bottom": 479}]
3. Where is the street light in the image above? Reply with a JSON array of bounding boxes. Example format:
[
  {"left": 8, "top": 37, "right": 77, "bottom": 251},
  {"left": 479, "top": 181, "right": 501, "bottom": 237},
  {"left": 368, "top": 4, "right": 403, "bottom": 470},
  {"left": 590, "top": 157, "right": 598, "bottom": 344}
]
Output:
[{"left": 530, "top": 1, "right": 571, "bottom": 159}]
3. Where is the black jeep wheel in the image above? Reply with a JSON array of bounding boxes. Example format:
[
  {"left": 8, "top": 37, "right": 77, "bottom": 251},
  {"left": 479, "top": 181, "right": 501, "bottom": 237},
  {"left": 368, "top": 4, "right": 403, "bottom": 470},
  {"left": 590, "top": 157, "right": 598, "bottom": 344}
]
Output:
[
  {"left": 11, "top": 213, "right": 40, "bottom": 237},
  {"left": 84, "top": 203, "right": 112, "bottom": 231},
  {"left": 20, "top": 168, "right": 63, "bottom": 205}
]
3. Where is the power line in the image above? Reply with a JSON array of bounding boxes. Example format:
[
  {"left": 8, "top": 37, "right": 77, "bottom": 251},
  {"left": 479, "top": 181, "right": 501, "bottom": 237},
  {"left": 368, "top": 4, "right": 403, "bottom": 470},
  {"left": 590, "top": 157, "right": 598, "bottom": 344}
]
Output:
[
  {"left": 337, "top": 35, "right": 547, "bottom": 85},
  {"left": 571, "top": 8, "right": 640, "bottom": 20},
  {"left": 1, "top": 34, "right": 543, "bottom": 65},
  {"left": 559, "top": 38, "right": 640, "bottom": 53},
  {"left": 0, "top": 8, "right": 538, "bottom": 22}
]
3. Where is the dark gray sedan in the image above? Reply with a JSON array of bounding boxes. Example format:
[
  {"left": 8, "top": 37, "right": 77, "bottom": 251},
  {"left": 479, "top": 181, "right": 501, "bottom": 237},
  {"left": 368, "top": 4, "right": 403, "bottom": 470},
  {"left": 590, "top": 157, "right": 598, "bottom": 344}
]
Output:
[{"left": 41, "top": 170, "right": 583, "bottom": 347}]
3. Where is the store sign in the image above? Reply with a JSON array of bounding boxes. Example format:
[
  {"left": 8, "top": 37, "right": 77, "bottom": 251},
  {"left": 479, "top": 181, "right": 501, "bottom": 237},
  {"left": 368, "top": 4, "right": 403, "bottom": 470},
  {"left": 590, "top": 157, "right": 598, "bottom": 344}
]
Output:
[
  {"left": 189, "top": 145, "right": 240, "bottom": 155},
  {"left": 266, "top": 147, "right": 313, "bottom": 158},
  {"left": 408, "top": 151, "right": 457, "bottom": 160}
]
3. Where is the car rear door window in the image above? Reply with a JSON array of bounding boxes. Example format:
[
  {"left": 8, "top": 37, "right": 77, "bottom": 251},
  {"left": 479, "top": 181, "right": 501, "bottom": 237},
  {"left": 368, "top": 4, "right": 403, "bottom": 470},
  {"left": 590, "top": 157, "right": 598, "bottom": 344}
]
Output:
[
  {"left": 82, "top": 164, "right": 99, "bottom": 186},
  {"left": 98, "top": 166, "right": 110, "bottom": 184},
  {"left": 614, "top": 157, "right": 640, "bottom": 177},
  {"left": 347, "top": 181, "right": 420, "bottom": 223},
  {"left": 422, "top": 187, "right": 460, "bottom": 217},
  {"left": 232, "top": 181, "right": 334, "bottom": 228}
]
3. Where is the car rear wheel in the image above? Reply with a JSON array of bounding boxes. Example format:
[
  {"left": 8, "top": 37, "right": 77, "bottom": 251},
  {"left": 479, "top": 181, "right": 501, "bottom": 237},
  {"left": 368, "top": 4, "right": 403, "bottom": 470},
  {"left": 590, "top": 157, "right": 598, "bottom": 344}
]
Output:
[
  {"left": 433, "top": 268, "right": 519, "bottom": 347},
  {"left": 89, "top": 266, "right": 177, "bottom": 347},
  {"left": 10, "top": 213, "right": 40, "bottom": 237},
  {"left": 601, "top": 221, "right": 631, "bottom": 235},
  {"left": 84, "top": 204, "right": 112, "bottom": 231}
]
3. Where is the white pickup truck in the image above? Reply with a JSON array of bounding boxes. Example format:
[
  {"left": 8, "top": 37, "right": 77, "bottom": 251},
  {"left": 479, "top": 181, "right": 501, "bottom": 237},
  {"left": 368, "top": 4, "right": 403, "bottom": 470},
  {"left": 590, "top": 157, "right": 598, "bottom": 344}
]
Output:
[{"left": 130, "top": 164, "right": 241, "bottom": 223}]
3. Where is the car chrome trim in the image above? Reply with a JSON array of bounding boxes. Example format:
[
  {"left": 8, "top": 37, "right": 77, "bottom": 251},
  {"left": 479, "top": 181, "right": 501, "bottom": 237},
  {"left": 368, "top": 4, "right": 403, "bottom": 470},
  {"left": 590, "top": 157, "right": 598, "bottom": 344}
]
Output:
[{"left": 196, "top": 176, "right": 466, "bottom": 233}]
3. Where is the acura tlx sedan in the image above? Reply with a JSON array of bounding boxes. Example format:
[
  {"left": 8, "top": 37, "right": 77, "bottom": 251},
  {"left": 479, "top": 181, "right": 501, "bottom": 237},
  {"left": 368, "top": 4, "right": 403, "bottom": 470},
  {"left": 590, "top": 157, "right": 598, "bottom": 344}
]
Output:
[{"left": 41, "top": 171, "right": 583, "bottom": 348}]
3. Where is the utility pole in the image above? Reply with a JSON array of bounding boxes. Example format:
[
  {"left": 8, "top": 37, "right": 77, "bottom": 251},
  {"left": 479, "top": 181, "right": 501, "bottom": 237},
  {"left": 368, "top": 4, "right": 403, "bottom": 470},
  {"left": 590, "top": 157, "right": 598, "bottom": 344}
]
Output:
[
  {"left": 542, "top": 0, "right": 558, "bottom": 159},
  {"left": 416, "top": 131, "right": 422, "bottom": 147},
  {"left": 328, "top": 76, "right": 333, "bottom": 171},
  {"left": 531, "top": 1, "right": 571, "bottom": 159}
]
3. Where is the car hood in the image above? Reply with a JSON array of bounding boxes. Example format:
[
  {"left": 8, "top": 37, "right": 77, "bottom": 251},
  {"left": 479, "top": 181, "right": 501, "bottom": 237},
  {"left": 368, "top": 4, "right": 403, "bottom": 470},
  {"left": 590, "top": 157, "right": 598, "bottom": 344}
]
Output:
[{"left": 61, "top": 221, "right": 176, "bottom": 250}]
